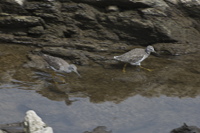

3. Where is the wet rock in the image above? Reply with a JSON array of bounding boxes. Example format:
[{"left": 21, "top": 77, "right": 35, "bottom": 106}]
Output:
[
  {"left": 170, "top": 123, "right": 200, "bottom": 133},
  {"left": 24, "top": 110, "right": 53, "bottom": 133},
  {"left": 42, "top": 25, "right": 67, "bottom": 38},
  {"left": 41, "top": 46, "right": 115, "bottom": 66},
  {"left": 0, "top": 70, "right": 16, "bottom": 84},
  {"left": 106, "top": 6, "right": 119, "bottom": 12},
  {"left": 140, "top": 8, "right": 168, "bottom": 17},
  {"left": 28, "top": 26, "right": 44, "bottom": 35},
  {"left": 0, "top": 16, "right": 43, "bottom": 28},
  {"left": 72, "top": 0, "right": 168, "bottom": 9},
  {"left": 13, "top": 31, "right": 27, "bottom": 36},
  {"left": 84, "top": 126, "right": 112, "bottom": 133},
  {"left": 0, "top": 0, "right": 28, "bottom": 15},
  {"left": 42, "top": 47, "right": 90, "bottom": 66},
  {"left": 23, "top": 53, "right": 48, "bottom": 69},
  {"left": 27, "top": 1, "right": 63, "bottom": 23},
  {"left": 179, "top": 0, "right": 200, "bottom": 17},
  {"left": 0, "top": 121, "right": 23, "bottom": 133},
  {"left": 153, "top": 43, "right": 199, "bottom": 55}
]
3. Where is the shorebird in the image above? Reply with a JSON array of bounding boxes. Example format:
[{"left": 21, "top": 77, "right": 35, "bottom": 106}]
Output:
[
  {"left": 114, "top": 45, "right": 156, "bottom": 73},
  {"left": 40, "top": 53, "right": 81, "bottom": 83}
]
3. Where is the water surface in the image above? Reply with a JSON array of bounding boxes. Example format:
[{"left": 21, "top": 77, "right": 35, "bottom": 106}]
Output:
[{"left": 0, "top": 43, "right": 200, "bottom": 133}]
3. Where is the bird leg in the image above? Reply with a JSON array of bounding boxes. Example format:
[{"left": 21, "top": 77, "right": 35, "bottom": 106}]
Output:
[
  {"left": 123, "top": 63, "right": 128, "bottom": 73},
  {"left": 52, "top": 71, "right": 66, "bottom": 84},
  {"left": 139, "top": 65, "right": 152, "bottom": 72}
]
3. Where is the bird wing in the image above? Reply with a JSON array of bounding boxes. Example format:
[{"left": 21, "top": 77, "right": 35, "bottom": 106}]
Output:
[
  {"left": 42, "top": 54, "right": 66, "bottom": 70},
  {"left": 117, "top": 49, "right": 145, "bottom": 63}
]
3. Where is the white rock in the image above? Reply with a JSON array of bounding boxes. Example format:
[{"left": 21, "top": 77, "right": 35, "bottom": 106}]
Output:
[
  {"left": 14, "top": 0, "right": 25, "bottom": 6},
  {"left": 24, "top": 110, "right": 53, "bottom": 133}
]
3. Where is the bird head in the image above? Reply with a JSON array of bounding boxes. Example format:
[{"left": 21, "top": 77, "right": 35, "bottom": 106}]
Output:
[
  {"left": 68, "top": 64, "right": 81, "bottom": 78},
  {"left": 146, "top": 46, "right": 156, "bottom": 54}
]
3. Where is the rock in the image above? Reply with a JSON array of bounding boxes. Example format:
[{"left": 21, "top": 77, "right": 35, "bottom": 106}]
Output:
[
  {"left": 24, "top": 110, "right": 54, "bottom": 133},
  {"left": 0, "top": 0, "right": 28, "bottom": 15},
  {"left": 179, "top": 0, "right": 200, "bottom": 17},
  {"left": 106, "top": 6, "right": 119, "bottom": 12},
  {"left": 0, "top": 16, "right": 43, "bottom": 28},
  {"left": 0, "top": 70, "right": 16, "bottom": 84},
  {"left": 14, "top": 0, "right": 25, "bottom": 6},
  {"left": 24, "top": 1, "right": 63, "bottom": 22},
  {"left": 42, "top": 47, "right": 90, "bottom": 65},
  {"left": 13, "top": 32, "right": 28, "bottom": 36},
  {"left": 28, "top": 26, "right": 44, "bottom": 35},
  {"left": 72, "top": 0, "right": 168, "bottom": 9},
  {"left": 170, "top": 123, "right": 200, "bottom": 133},
  {"left": 23, "top": 53, "right": 48, "bottom": 69},
  {"left": 84, "top": 126, "right": 112, "bottom": 133},
  {"left": 153, "top": 43, "right": 199, "bottom": 55}
]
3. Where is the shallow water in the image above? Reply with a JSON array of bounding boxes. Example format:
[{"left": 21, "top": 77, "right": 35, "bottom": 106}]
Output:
[{"left": 0, "top": 43, "right": 200, "bottom": 133}]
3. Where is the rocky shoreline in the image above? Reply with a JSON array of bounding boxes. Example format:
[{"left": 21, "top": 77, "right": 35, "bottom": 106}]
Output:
[{"left": 0, "top": 0, "right": 200, "bottom": 67}]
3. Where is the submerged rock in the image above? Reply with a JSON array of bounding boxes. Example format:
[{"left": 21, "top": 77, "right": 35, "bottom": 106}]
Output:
[
  {"left": 84, "top": 126, "right": 112, "bottom": 133},
  {"left": 170, "top": 123, "right": 200, "bottom": 133}
]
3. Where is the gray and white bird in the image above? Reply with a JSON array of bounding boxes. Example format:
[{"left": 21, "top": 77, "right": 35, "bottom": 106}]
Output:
[
  {"left": 114, "top": 45, "right": 156, "bottom": 72},
  {"left": 41, "top": 53, "right": 81, "bottom": 78}
]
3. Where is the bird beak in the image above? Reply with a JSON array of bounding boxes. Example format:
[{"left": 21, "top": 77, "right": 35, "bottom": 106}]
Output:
[{"left": 75, "top": 71, "right": 82, "bottom": 78}]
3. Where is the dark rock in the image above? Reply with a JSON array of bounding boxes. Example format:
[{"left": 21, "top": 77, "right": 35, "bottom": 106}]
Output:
[
  {"left": 71, "top": 0, "right": 166, "bottom": 9},
  {"left": 42, "top": 47, "right": 90, "bottom": 66},
  {"left": 0, "top": 0, "right": 29, "bottom": 15},
  {"left": 13, "top": 32, "right": 27, "bottom": 36},
  {"left": 170, "top": 123, "right": 200, "bottom": 133},
  {"left": 84, "top": 126, "right": 112, "bottom": 133},
  {"left": 153, "top": 43, "right": 199, "bottom": 55},
  {"left": 23, "top": 53, "right": 48, "bottom": 69},
  {"left": 28, "top": 26, "right": 44, "bottom": 35},
  {"left": 0, "top": 16, "right": 43, "bottom": 28},
  {"left": 179, "top": 0, "right": 200, "bottom": 18}
]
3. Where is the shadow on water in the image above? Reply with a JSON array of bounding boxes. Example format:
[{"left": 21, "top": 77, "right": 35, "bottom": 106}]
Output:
[{"left": 0, "top": 43, "right": 200, "bottom": 133}]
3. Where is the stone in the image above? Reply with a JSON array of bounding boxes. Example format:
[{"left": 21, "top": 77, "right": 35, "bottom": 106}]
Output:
[
  {"left": 153, "top": 43, "right": 200, "bottom": 55},
  {"left": 84, "top": 126, "right": 112, "bottom": 133},
  {"left": 106, "top": 6, "right": 119, "bottom": 12},
  {"left": 24, "top": 110, "right": 54, "bottom": 133},
  {"left": 179, "top": 0, "right": 200, "bottom": 17},
  {"left": 14, "top": 0, "right": 25, "bottom": 6},
  {"left": 170, "top": 123, "right": 200, "bottom": 133},
  {"left": 28, "top": 26, "right": 44, "bottom": 35},
  {"left": 0, "top": 16, "right": 43, "bottom": 28}
]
